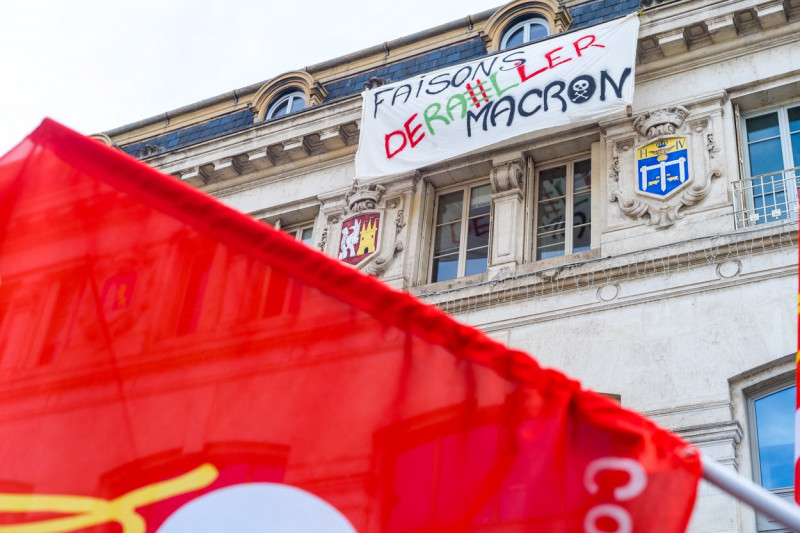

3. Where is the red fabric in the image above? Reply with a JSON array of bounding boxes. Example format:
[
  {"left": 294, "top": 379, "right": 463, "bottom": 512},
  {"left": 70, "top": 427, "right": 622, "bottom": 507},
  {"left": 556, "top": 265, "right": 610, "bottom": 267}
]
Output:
[{"left": 0, "top": 119, "right": 701, "bottom": 532}]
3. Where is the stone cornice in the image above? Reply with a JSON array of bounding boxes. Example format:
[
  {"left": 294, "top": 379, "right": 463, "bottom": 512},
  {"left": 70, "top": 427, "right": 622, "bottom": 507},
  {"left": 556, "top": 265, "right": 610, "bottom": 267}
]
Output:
[
  {"left": 413, "top": 223, "right": 798, "bottom": 318},
  {"left": 636, "top": 0, "right": 800, "bottom": 78},
  {"left": 143, "top": 99, "right": 362, "bottom": 193}
]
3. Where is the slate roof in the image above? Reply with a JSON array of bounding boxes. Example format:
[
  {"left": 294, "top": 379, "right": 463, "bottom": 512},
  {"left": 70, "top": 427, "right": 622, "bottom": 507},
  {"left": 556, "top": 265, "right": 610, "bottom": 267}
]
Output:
[
  {"left": 121, "top": 39, "right": 489, "bottom": 159},
  {"left": 322, "top": 38, "right": 488, "bottom": 103},
  {"left": 120, "top": 3, "right": 636, "bottom": 159},
  {"left": 121, "top": 109, "right": 253, "bottom": 158},
  {"left": 570, "top": 0, "right": 640, "bottom": 28}
]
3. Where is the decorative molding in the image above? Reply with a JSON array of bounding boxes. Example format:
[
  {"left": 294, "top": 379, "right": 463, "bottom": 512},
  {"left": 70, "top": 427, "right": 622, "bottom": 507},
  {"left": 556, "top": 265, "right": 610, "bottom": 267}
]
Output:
[
  {"left": 251, "top": 71, "right": 328, "bottom": 123},
  {"left": 610, "top": 168, "right": 722, "bottom": 229},
  {"left": 345, "top": 180, "right": 386, "bottom": 213},
  {"left": 490, "top": 160, "right": 524, "bottom": 197},
  {"left": 363, "top": 77, "right": 388, "bottom": 90},
  {"left": 395, "top": 209, "right": 406, "bottom": 236},
  {"left": 609, "top": 155, "right": 620, "bottom": 183},
  {"left": 90, "top": 133, "right": 116, "bottom": 147},
  {"left": 482, "top": 0, "right": 572, "bottom": 52},
  {"left": 633, "top": 106, "right": 690, "bottom": 139},
  {"left": 317, "top": 227, "right": 328, "bottom": 251},
  {"left": 706, "top": 133, "right": 720, "bottom": 160},
  {"left": 365, "top": 242, "right": 404, "bottom": 277}
]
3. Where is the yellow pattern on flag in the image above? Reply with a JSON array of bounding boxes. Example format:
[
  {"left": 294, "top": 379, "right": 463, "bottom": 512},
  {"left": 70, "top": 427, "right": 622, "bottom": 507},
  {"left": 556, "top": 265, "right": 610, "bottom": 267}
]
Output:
[{"left": 0, "top": 464, "right": 218, "bottom": 533}]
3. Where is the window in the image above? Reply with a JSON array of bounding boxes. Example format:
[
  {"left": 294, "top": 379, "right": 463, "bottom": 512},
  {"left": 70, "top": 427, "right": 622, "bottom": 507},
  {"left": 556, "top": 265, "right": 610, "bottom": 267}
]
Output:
[
  {"left": 533, "top": 158, "right": 591, "bottom": 260},
  {"left": 430, "top": 183, "right": 492, "bottom": 283},
  {"left": 500, "top": 16, "right": 549, "bottom": 49},
  {"left": 738, "top": 103, "right": 800, "bottom": 226},
  {"left": 266, "top": 90, "right": 306, "bottom": 120},
  {"left": 748, "top": 382, "right": 795, "bottom": 532},
  {"left": 283, "top": 223, "right": 314, "bottom": 247}
]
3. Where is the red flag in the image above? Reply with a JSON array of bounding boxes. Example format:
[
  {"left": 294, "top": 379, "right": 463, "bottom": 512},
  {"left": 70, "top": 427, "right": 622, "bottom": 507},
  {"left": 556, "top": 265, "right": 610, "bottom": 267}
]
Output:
[{"left": 0, "top": 119, "right": 701, "bottom": 533}]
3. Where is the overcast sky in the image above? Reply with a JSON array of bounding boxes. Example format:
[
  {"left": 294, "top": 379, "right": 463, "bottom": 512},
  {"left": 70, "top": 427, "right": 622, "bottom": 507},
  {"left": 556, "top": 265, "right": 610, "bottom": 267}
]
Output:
[{"left": 0, "top": 0, "right": 503, "bottom": 154}]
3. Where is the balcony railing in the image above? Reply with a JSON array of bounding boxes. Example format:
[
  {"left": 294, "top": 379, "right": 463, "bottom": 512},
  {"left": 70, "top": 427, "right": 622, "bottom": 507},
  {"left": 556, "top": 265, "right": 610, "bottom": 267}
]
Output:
[{"left": 732, "top": 166, "right": 800, "bottom": 228}]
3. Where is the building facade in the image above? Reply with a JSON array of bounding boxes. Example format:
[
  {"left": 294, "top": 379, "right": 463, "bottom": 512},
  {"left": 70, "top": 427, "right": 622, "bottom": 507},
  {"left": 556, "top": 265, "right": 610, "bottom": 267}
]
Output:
[{"left": 100, "top": 1, "right": 799, "bottom": 531}]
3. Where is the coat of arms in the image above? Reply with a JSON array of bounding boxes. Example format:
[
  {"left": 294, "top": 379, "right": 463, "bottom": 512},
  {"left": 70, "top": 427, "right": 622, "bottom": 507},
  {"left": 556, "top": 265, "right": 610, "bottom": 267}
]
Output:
[
  {"left": 636, "top": 137, "right": 691, "bottom": 199},
  {"left": 338, "top": 212, "right": 381, "bottom": 266}
]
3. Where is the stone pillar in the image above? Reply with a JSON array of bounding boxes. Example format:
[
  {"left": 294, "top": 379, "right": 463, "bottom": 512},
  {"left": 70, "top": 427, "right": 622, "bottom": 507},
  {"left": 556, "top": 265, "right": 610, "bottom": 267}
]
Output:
[{"left": 488, "top": 152, "right": 526, "bottom": 280}]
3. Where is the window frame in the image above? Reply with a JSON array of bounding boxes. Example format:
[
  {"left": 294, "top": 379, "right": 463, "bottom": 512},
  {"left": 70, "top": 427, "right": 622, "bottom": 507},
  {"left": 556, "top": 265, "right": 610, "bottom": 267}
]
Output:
[
  {"left": 499, "top": 16, "right": 549, "bottom": 50},
  {"left": 738, "top": 101, "right": 800, "bottom": 226},
  {"left": 428, "top": 180, "right": 493, "bottom": 284},
  {"left": 283, "top": 222, "right": 315, "bottom": 247},
  {"left": 266, "top": 90, "right": 306, "bottom": 120},
  {"left": 531, "top": 154, "right": 593, "bottom": 262},
  {"left": 745, "top": 376, "right": 796, "bottom": 533}
]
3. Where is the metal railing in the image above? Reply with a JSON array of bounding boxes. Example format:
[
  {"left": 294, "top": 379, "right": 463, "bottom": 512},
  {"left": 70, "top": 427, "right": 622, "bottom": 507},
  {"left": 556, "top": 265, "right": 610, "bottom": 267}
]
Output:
[{"left": 732, "top": 166, "right": 800, "bottom": 228}]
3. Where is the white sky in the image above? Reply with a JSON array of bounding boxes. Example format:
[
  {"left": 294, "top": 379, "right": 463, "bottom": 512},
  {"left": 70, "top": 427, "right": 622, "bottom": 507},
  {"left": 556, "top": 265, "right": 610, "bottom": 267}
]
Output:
[{"left": 0, "top": 0, "right": 502, "bottom": 154}]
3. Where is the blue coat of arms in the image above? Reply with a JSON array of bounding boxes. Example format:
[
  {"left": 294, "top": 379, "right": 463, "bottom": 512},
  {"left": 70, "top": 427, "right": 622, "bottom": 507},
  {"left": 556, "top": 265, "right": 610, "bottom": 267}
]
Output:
[{"left": 636, "top": 138, "right": 691, "bottom": 199}]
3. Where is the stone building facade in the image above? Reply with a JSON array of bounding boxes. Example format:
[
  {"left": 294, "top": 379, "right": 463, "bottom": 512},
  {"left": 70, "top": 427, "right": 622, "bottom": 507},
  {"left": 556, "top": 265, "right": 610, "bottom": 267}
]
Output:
[{"left": 100, "top": 1, "right": 800, "bottom": 531}]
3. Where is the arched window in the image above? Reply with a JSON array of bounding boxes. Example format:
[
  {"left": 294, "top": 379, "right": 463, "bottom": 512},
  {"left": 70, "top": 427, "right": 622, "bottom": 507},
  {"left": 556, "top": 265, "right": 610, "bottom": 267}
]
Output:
[
  {"left": 500, "top": 16, "right": 549, "bottom": 49},
  {"left": 266, "top": 91, "right": 306, "bottom": 120}
]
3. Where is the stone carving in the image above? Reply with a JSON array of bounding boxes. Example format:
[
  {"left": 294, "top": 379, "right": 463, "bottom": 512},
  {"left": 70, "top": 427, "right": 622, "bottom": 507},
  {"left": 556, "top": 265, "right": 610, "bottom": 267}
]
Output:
[
  {"left": 610, "top": 168, "right": 722, "bottom": 229},
  {"left": 317, "top": 227, "right": 328, "bottom": 251},
  {"left": 345, "top": 179, "right": 386, "bottom": 213},
  {"left": 411, "top": 171, "right": 422, "bottom": 193},
  {"left": 365, "top": 242, "right": 404, "bottom": 277},
  {"left": 363, "top": 77, "right": 388, "bottom": 90},
  {"left": 706, "top": 133, "right": 720, "bottom": 159},
  {"left": 633, "top": 106, "right": 689, "bottom": 139},
  {"left": 490, "top": 160, "right": 524, "bottom": 193},
  {"left": 395, "top": 210, "right": 406, "bottom": 236},
  {"left": 609, "top": 156, "right": 620, "bottom": 182}
]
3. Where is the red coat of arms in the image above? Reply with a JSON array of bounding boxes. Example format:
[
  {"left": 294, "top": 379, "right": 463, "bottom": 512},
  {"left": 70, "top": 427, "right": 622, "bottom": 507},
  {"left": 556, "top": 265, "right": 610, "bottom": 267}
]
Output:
[{"left": 338, "top": 212, "right": 381, "bottom": 266}]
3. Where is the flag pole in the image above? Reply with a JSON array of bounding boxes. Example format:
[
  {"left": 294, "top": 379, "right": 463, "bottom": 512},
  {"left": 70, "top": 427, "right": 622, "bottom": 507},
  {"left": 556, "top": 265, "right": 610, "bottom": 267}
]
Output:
[{"left": 701, "top": 455, "right": 800, "bottom": 532}]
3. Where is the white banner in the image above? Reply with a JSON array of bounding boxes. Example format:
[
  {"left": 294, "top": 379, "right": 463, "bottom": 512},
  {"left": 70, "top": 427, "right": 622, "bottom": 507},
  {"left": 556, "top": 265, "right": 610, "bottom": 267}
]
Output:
[{"left": 355, "top": 14, "right": 640, "bottom": 178}]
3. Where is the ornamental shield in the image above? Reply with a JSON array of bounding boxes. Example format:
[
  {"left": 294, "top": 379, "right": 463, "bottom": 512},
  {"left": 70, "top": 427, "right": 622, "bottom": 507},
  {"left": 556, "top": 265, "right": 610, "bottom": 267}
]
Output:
[
  {"left": 337, "top": 212, "right": 382, "bottom": 267},
  {"left": 636, "top": 137, "right": 691, "bottom": 199}
]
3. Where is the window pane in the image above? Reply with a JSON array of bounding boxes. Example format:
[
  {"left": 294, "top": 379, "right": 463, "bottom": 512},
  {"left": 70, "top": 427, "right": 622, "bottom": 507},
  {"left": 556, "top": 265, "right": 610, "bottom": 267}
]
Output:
[
  {"left": 300, "top": 227, "right": 313, "bottom": 245},
  {"left": 505, "top": 28, "right": 524, "bottom": 48},
  {"left": 791, "top": 132, "right": 799, "bottom": 169},
  {"left": 433, "top": 222, "right": 461, "bottom": 255},
  {"left": 467, "top": 214, "right": 490, "bottom": 249},
  {"left": 536, "top": 232, "right": 565, "bottom": 260},
  {"left": 431, "top": 253, "right": 459, "bottom": 283},
  {"left": 573, "top": 160, "right": 592, "bottom": 193},
  {"left": 788, "top": 106, "right": 800, "bottom": 132},
  {"left": 754, "top": 386, "right": 795, "bottom": 489},
  {"left": 573, "top": 225, "right": 591, "bottom": 252},
  {"left": 465, "top": 248, "right": 488, "bottom": 276},
  {"left": 527, "top": 23, "right": 548, "bottom": 42},
  {"left": 290, "top": 96, "right": 306, "bottom": 113},
  {"left": 746, "top": 113, "right": 780, "bottom": 143},
  {"left": 573, "top": 191, "right": 591, "bottom": 227},
  {"left": 469, "top": 184, "right": 492, "bottom": 217},
  {"left": 538, "top": 166, "right": 566, "bottom": 201},
  {"left": 271, "top": 101, "right": 289, "bottom": 118},
  {"left": 436, "top": 191, "right": 464, "bottom": 225},
  {"left": 537, "top": 199, "right": 566, "bottom": 232},
  {"left": 748, "top": 138, "right": 785, "bottom": 176}
]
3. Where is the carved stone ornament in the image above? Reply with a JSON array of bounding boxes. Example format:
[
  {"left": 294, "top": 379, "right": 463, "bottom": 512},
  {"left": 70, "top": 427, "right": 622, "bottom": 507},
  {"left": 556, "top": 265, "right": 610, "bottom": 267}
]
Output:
[
  {"left": 610, "top": 168, "right": 721, "bottom": 229},
  {"left": 317, "top": 227, "right": 328, "bottom": 251},
  {"left": 490, "top": 160, "right": 524, "bottom": 194},
  {"left": 633, "top": 106, "right": 689, "bottom": 139},
  {"left": 345, "top": 179, "right": 386, "bottom": 213},
  {"left": 365, "top": 242, "right": 404, "bottom": 277}
]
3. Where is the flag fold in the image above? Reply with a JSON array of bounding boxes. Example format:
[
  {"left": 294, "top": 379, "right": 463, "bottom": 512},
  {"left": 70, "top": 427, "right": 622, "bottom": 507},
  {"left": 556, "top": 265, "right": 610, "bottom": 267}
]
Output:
[{"left": 0, "top": 119, "right": 700, "bottom": 533}]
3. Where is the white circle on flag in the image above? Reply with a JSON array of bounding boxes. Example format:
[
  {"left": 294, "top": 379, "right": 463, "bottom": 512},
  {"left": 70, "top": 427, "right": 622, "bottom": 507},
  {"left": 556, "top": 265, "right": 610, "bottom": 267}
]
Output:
[{"left": 157, "top": 483, "right": 357, "bottom": 533}]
